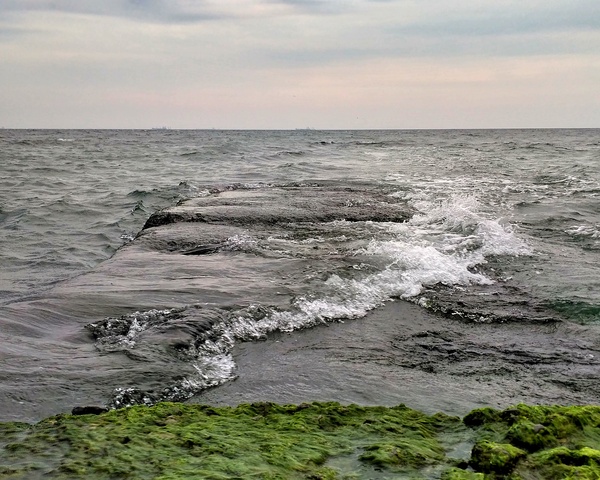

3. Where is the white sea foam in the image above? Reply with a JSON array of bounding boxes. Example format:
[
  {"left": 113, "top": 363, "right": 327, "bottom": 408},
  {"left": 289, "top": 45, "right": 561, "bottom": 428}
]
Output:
[
  {"left": 189, "top": 353, "right": 237, "bottom": 389},
  {"left": 224, "top": 234, "right": 258, "bottom": 250},
  {"left": 408, "top": 194, "right": 532, "bottom": 256},
  {"left": 565, "top": 224, "right": 600, "bottom": 239},
  {"left": 120, "top": 232, "right": 136, "bottom": 243},
  {"left": 193, "top": 194, "right": 532, "bottom": 355},
  {"left": 190, "top": 208, "right": 502, "bottom": 352},
  {"left": 93, "top": 308, "right": 179, "bottom": 349},
  {"left": 195, "top": 189, "right": 212, "bottom": 197}
]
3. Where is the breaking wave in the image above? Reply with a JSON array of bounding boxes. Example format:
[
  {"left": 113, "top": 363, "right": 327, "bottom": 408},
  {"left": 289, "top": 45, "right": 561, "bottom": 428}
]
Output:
[{"left": 90, "top": 192, "right": 534, "bottom": 407}]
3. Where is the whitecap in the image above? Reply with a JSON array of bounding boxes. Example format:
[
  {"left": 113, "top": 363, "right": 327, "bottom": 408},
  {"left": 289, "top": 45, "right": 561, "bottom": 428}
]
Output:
[{"left": 565, "top": 225, "right": 600, "bottom": 239}]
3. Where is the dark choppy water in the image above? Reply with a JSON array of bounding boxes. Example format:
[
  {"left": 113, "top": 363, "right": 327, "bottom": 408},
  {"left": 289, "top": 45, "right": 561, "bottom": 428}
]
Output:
[{"left": 1, "top": 129, "right": 599, "bottom": 421}]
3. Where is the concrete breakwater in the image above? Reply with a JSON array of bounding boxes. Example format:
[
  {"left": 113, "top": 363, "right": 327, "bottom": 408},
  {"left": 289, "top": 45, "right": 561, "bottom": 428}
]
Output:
[{"left": 2, "top": 183, "right": 599, "bottom": 422}]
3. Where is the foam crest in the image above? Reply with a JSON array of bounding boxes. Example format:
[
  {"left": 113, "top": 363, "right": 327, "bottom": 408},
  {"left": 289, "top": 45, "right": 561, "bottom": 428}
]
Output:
[
  {"left": 87, "top": 308, "right": 183, "bottom": 350},
  {"left": 477, "top": 219, "right": 532, "bottom": 256},
  {"left": 189, "top": 353, "right": 237, "bottom": 389},
  {"left": 565, "top": 225, "right": 600, "bottom": 239},
  {"left": 211, "top": 248, "right": 492, "bottom": 345},
  {"left": 194, "top": 196, "right": 525, "bottom": 350},
  {"left": 409, "top": 194, "right": 532, "bottom": 256},
  {"left": 224, "top": 234, "right": 258, "bottom": 251},
  {"left": 109, "top": 352, "right": 236, "bottom": 408},
  {"left": 411, "top": 195, "right": 483, "bottom": 233}
]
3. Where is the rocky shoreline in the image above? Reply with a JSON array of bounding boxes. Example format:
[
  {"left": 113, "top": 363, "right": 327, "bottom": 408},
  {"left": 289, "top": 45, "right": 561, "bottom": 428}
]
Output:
[
  {"left": 0, "top": 401, "right": 598, "bottom": 479},
  {"left": 2, "top": 184, "right": 598, "bottom": 480},
  {"left": 2, "top": 183, "right": 599, "bottom": 424}
]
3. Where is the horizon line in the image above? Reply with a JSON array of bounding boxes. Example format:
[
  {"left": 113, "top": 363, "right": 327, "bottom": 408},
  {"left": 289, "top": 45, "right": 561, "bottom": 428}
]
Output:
[{"left": 2, "top": 127, "right": 599, "bottom": 131}]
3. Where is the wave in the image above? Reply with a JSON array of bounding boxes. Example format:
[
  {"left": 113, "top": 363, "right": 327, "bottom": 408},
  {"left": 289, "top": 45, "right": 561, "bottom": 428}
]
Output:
[
  {"left": 5, "top": 129, "right": 599, "bottom": 418},
  {"left": 86, "top": 187, "right": 536, "bottom": 407}
]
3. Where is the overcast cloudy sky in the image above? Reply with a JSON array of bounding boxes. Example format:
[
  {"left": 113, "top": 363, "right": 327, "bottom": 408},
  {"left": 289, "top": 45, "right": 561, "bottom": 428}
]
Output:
[{"left": 1, "top": 0, "right": 599, "bottom": 128}]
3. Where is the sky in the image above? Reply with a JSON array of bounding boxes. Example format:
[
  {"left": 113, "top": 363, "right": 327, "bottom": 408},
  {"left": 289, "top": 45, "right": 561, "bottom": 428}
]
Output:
[{"left": 1, "top": 0, "right": 599, "bottom": 129}]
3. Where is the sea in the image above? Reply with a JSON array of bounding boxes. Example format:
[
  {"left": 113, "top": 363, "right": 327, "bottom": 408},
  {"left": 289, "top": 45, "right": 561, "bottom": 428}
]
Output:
[{"left": 1, "top": 129, "right": 599, "bottom": 423}]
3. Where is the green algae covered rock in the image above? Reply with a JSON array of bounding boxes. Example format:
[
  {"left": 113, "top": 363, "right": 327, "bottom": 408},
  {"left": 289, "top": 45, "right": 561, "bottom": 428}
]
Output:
[
  {"left": 0, "top": 402, "right": 599, "bottom": 479},
  {"left": 457, "top": 404, "right": 600, "bottom": 479},
  {"left": 469, "top": 441, "right": 526, "bottom": 475},
  {"left": 0, "top": 402, "right": 464, "bottom": 479},
  {"left": 441, "top": 468, "right": 486, "bottom": 480},
  {"left": 463, "top": 408, "right": 501, "bottom": 428},
  {"left": 523, "top": 446, "right": 600, "bottom": 480}
]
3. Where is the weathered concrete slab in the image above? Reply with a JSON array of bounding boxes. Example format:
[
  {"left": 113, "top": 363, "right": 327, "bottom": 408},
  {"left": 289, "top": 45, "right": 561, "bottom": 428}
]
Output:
[{"left": 142, "top": 184, "right": 413, "bottom": 229}]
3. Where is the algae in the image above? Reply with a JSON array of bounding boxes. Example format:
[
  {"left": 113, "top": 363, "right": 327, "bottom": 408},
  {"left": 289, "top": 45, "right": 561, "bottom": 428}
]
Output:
[
  {"left": 469, "top": 441, "right": 526, "bottom": 475},
  {"left": 441, "top": 468, "right": 485, "bottom": 480},
  {"left": 0, "top": 402, "right": 464, "bottom": 479},
  {"left": 457, "top": 404, "right": 600, "bottom": 479},
  {"left": 0, "top": 403, "right": 598, "bottom": 479}
]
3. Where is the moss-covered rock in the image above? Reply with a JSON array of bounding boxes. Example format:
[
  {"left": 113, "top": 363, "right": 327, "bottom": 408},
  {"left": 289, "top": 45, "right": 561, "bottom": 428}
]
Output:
[
  {"left": 470, "top": 441, "right": 526, "bottom": 474},
  {"left": 464, "top": 404, "right": 600, "bottom": 479},
  {"left": 523, "top": 446, "right": 600, "bottom": 480},
  {"left": 463, "top": 408, "right": 501, "bottom": 428},
  {"left": 505, "top": 420, "right": 557, "bottom": 452},
  {"left": 0, "top": 402, "right": 598, "bottom": 479},
  {"left": 358, "top": 438, "right": 445, "bottom": 468},
  {"left": 0, "top": 402, "right": 464, "bottom": 479},
  {"left": 441, "top": 467, "right": 486, "bottom": 480}
]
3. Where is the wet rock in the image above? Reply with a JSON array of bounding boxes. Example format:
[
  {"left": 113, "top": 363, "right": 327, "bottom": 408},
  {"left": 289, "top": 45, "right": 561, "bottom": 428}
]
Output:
[
  {"left": 470, "top": 441, "right": 526, "bottom": 474},
  {"left": 388, "top": 313, "right": 600, "bottom": 404},
  {"left": 441, "top": 468, "right": 485, "bottom": 479},
  {"left": 109, "top": 387, "right": 157, "bottom": 409},
  {"left": 533, "top": 446, "right": 600, "bottom": 469},
  {"left": 463, "top": 407, "right": 500, "bottom": 427},
  {"left": 506, "top": 420, "right": 557, "bottom": 452},
  {"left": 182, "top": 244, "right": 222, "bottom": 255},
  {"left": 71, "top": 406, "right": 108, "bottom": 416},
  {"left": 142, "top": 184, "right": 413, "bottom": 230},
  {"left": 3, "top": 403, "right": 598, "bottom": 479},
  {"left": 418, "top": 283, "right": 564, "bottom": 324},
  {"left": 85, "top": 308, "right": 184, "bottom": 342}
]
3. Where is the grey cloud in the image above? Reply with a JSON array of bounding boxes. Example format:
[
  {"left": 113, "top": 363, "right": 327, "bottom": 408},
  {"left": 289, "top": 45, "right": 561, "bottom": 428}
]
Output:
[
  {"left": 269, "top": 0, "right": 327, "bottom": 7},
  {"left": 393, "top": 1, "right": 600, "bottom": 37},
  {"left": 266, "top": 0, "right": 353, "bottom": 14},
  {"left": 263, "top": 36, "right": 594, "bottom": 69},
  {"left": 259, "top": 23, "right": 599, "bottom": 69},
  {"left": 266, "top": 45, "right": 371, "bottom": 66},
  {"left": 0, "top": 25, "right": 36, "bottom": 39},
  {"left": 0, "top": 0, "right": 219, "bottom": 23},
  {"left": 3, "top": 0, "right": 599, "bottom": 30},
  {"left": 0, "top": 0, "right": 358, "bottom": 21}
]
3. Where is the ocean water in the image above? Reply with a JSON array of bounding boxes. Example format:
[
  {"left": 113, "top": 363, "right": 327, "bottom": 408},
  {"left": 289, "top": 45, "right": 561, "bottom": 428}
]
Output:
[{"left": 1, "top": 129, "right": 599, "bottom": 421}]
